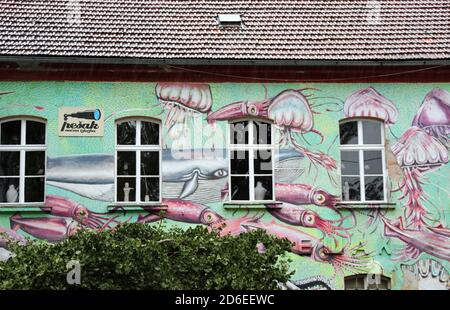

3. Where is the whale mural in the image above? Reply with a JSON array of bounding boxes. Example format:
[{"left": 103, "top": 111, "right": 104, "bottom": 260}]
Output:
[
  {"left": 46, "top": 149, "right": 304, "bottom": 202},
  {"left": 47, "top": 154, "right": 115, "bottom": 201}
]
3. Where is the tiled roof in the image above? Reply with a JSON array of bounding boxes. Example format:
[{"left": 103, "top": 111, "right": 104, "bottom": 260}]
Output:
[{"left": 0, "top": 0, "right": 449, "bottom": 61}]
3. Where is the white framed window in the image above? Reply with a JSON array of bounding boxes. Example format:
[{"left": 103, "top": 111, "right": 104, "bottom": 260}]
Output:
[
  {"left": 345, "top": 274, "right": 391, "bottom": 290},
  {"left": 115, "top": 118, "right": 161, "bottom": 204},
  {"left": 0, "top": 118, "right": 46, "bottom": 204},
  {"left": 339, "top": 119, "right": 387, "bottom": 203},
  {"left": 228, "top": 120, "right": 274, "bottom": 202}
]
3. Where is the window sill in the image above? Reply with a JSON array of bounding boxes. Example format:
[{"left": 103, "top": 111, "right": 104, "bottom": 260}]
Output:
[
  {"left": 107, "top": 203, "right": 167, "bottom": 212},
  {"left": 0, "top": 203, "right": 47, "bottom": 212},
  {"left": 336, "top": 202, "right": 396, "bottom": 209},
  {"left": 223, "top": 201, "right": 283, "bottom": 209}
]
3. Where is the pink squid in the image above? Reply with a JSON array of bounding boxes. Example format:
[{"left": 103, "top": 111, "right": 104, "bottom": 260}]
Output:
[
  {"left": 138, "top": 198, "right": 224, "bottom": 226},
  {"left": 10, "top": 213, "right": 82, "bottom": 242},
  {"left": 155, "top": 83, "right": 213, "bottom": 137},
  {"left": 392, "top": 126, "right": 448, "bottom": 229},
  {"left": 265, "top": 203, "right": 352, "bottom": 243},
  {"left": 412, "top": 88, "right": 450, "bottom": 146},
  {"left": 0, "top": 226, "right": 27, "bottom": 247},
  {"left": 427, "top": 224, "right": 450, "bottom": 238},
  {"left": 44, "top": 195, "right": 121, "bottom": 230},
  {"left": 382, "top": 216, "right": 450, "bottom": 261},
  {"left": 207, "top": 89, "right": 337, "bottom": 175},
  {"left": 343, "top": 87, "right": 398, "bottom": 124},
  {"left": 242, "top": 219, "right": 372, "bottom": 274},
  {"left": 210, "top": 216, "right": 256, "bottom": 237},
  {"left": 274, "top": 183, "right": 339, "bottom": 210}
]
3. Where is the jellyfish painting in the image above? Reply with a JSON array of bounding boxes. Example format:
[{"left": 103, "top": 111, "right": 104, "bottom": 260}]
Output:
[
  {"left": 267, "top": 90, "right": 337, "bottom": 172},
  {"left": 343, "top": 87, "right": 398, "bottom": 124},
  {"left": 392, "top": 126, "right": 449, "bottom": 230},
  {"left": 155, "top": 83, "right": 213, "bottom": 137},
  {"left": 412, "top": 88, "right": 450, "bottom": 146},
  {"left": 207, "top": 89, "right": 337, "bottom": 178}
]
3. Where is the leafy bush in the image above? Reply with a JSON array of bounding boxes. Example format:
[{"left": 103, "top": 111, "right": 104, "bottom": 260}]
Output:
[{"left": 0, "top": 223, "right": 292, "bottom": 289}]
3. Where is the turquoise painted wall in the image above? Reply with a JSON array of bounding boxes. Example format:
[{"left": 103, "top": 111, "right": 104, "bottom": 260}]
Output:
[{"left": 0, "top": 82, "right": 449, "bottom": 290}]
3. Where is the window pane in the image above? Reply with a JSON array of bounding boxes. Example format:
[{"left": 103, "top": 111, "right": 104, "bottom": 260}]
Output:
[
  {"left": 364, "top": 151, "right": 383, "bottom": 175},
  {"left": 141, "top": 177, "right": 159, "bottom": 202},
  {"left": 230, "top": 176, "right": 249, "bottom": 200},
  {"left": 340, "top": 121, "right": 358, "bottom": 145},
  {"left": 1, "top": 120, "right": 21, "bottom": 145},
  {"left": 345, "top": 278, "right": 357, "bottom": 290},
  {"left": 117, "top": 121, "right": 136, "bottom": 145},
  {"left": 230, "top": 121, "right": 249, "bottom": 145},
  {"left": 25, "top": 177, "right": 44, "bottom": 202},
  {"left": 341, "top": 176, "right": 361, "bottom": 201},
  {"left": 340, "top": 151, "right": 359, "bottom": 175},
  {"left": 117, "top": 151, "right": 136, "bottom": 175},
  {"left": 117, "top": 177, "right": 136, "bottom": 202},
  {"left": 0, "top": 178, "right": 19, "bottom": 203},
  {"left": 26, "top": 121, "right": 45, "bottom": 145},
  {"left": 141, "top": 151, "right": 159, "bottom": 175},
  {"left": 378, "top": 278, "right": 390, "bottom": 290},
  {"left": 365, "top": 176, "right": 384, "bottom": 201},
  {"left": 254, "top": 176, "right": 273, "bottom": 200},
  {"left": 141, "top": 121, "right": 159, "bottom": 145},
  {"left": 0, "top": 151, "right": 20, "bottom": 176},
  {"left": 230, "top": 151, "right": 249, "bottom": 174},
  {"left": 356, "top": 276, "right": 365, "bottom": 289},
  {"left": 254, "top": 150, "right": 272, "bottom": 174},
  {"left": 253, "top": 121, "right": 271, "bottom": 144},
  {"left": 362, "top": 121, "right": 382, "bottom": 144},
  {"left": 25, "top": 151, "right": 45, "bottom": 175}
]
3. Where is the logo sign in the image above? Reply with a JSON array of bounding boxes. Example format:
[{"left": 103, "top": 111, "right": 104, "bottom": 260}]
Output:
[{"left": 58, "top": 107, "right": 104, "bottom": 136}]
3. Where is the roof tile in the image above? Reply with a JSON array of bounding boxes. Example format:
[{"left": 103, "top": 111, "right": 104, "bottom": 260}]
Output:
[{"left": 0, "top": 0, "right": 448, "bottom": 60}]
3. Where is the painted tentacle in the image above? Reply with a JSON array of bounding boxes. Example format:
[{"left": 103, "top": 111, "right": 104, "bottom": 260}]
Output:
[
  {"left": 287, "top": 131, "right": 337, "bottom": 171},
  {"left": 295, "top": 128, "right": 324, "bottom": 145},
  {"left": 137, "top": 213, "right": 162, "bottom": 224},
  {"left": 44, "top": 195, "right": 120, "bottom": 230},
  {"left": 320, "top": 243, "right": 373, "bottom": 275},
  {"left": 426, "top": 224, "right": 450, "bottom": 237},
  {"left": 399, "top": 168, "right": 431, "bottom": 230},
  {"left": 97, "top": 215, "right": 121, "bottom": 232}
]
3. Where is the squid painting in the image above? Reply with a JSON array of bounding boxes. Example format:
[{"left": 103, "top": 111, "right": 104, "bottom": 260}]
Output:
[{"left": 207, "top": 88, "right": 338, "bottom": 182}]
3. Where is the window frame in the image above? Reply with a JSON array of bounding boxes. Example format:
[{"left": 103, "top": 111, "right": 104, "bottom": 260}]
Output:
[
  {"left": 227, "top": 119, "right": 275, "bottom": 203},
  {"left": 0, "top": 117, "right": 47, "bottom": 205},
  {"left": 339, "top": 118, "right": 387, "bottom": 204},
  {"left": 114, "top": 117, "right": 162, "bottom": 205},
  {"left": 344, "top": 274, "right": 391, "bottom": 290}
]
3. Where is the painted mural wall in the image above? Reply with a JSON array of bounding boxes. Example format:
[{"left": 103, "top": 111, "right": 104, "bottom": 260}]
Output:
[{"left": 0, "top": 82, "right": 449, "bottom": 290}]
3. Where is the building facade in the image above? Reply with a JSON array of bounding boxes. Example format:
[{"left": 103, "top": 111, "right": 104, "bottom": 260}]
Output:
[
  {"left": 0, "top": 0, "right": 449, "bottom": 290},
  {"left": 0, "top": 68, "right": 449, "bottom": 289}
]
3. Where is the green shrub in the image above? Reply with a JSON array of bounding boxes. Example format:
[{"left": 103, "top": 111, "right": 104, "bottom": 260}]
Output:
[{"left": 0, "top": 223, "right": 292, "bottom": 289}]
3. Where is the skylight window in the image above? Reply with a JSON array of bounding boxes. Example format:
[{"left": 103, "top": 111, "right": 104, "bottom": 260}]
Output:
[{"left": 217, "top": 14, "right": 243, "bottom": 27}]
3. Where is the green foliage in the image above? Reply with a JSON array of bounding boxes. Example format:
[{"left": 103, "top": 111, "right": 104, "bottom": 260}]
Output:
[{"left": 0, "top": 223, "right": 293, "bottom": 289}]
